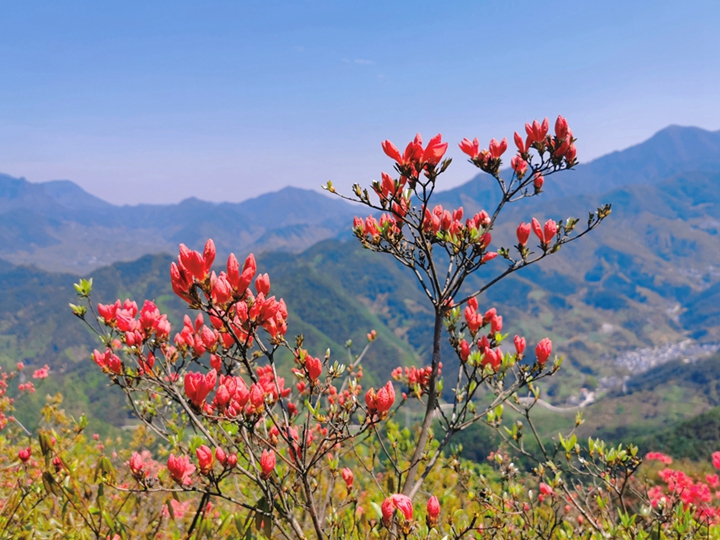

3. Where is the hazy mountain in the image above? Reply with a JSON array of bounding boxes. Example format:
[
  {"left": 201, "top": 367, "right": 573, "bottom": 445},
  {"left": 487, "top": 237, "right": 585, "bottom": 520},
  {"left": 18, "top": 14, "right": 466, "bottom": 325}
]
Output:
[
  {"left": 1, "top": 125, "right": 719, "bottom": 274},
  {"left": 0, "top": 177, "right": 359, "bottom": 272}
]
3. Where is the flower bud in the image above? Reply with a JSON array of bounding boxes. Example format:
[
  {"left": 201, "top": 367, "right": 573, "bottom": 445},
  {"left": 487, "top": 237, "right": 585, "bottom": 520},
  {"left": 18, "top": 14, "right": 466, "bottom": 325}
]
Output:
[
  {"left": 196, "top": 445, "right": 214, "bottom": 475},
  {"left": 535, "top": 338, "right": 552, "bottom": 366},
  {"left": 341, "top": 467, "right": 354, "bottom": 488},
  {"left": 427, "top": 496, "right": 440, "bottom": 526},
  {"left": 260, "top": 449, "right": 276, "bottom": 478},
  {"left": 516, "top": 222, "right": 530, "bottom": 246},
  {"left": 215, "top": 447, "right": 228, "bottom": 466},
  {"left": 18, "top": 447, "right": 31, "bottom": 463}
]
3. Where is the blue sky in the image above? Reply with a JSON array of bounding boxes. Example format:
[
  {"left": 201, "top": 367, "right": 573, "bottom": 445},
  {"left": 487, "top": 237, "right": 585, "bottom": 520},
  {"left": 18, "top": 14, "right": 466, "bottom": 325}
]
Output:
[{"left": 0, "top": 1, "right": 717, "bottom": 205}]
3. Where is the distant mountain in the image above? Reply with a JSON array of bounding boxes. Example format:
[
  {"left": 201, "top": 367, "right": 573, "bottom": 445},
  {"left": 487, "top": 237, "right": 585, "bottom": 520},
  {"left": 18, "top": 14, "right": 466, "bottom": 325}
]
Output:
[
  {"left": 1, "top": 125, "right": 719, "bottom": 274},
  {"left": 0, "top": 175, "right": 358, "bottom": 272},
  {"left": 556, "top": 125, "right": 720, "bottom": 198}
]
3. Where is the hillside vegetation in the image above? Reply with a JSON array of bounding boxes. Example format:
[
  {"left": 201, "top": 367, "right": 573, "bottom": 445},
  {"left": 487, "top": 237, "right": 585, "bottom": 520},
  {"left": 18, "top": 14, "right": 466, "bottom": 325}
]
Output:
[{"left": 1, "top": 125, "right": 719, "bottom": 450}]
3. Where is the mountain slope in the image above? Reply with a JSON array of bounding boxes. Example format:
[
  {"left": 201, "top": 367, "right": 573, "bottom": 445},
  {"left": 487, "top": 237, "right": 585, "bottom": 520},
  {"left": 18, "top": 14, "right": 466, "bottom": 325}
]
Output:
[{"left": 1, "top": 125, "right": 719, "bottom": 274}]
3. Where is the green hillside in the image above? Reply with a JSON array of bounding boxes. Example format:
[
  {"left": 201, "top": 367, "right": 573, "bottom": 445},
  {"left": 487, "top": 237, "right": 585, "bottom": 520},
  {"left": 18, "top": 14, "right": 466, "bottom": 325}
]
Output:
[{"left": 1, "top": 162, "right": 719, "bottom": 454}]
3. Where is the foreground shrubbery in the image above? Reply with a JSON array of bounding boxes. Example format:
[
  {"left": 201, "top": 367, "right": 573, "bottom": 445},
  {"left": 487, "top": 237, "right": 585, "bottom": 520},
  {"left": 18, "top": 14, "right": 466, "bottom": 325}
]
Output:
[{"left": 0, "top": 119, "right": 717, "bottom": 538}]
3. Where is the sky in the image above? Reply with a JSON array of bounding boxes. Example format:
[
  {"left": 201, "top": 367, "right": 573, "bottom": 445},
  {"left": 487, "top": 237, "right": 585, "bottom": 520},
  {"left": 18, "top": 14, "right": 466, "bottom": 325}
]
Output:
[{"left": 0, "top": 0, "right": 718, "bottom": 205}]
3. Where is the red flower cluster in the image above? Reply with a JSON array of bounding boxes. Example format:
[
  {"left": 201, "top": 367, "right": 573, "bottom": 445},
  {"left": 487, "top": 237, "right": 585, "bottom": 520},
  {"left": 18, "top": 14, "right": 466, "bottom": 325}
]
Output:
[
  {"left": 464, "top": 298, "right": 502, "bottom": 336},
  {"left": 456, "top": 298, "right": 551, "bottom": 372},
  {"left": 354, "top": 203, "right": 497, "bottom": 263},
  {"left": 391, "top": 364, "right": 443, "bottom": 398},
  {"left": 189, "top": 364, "right": 291, "bottom": 419},
  {"left": 364, "top": 381, "right": 395, "bottom": 417},
  {"left": 175, "top": 313, "right": 220, "bottom": 357},
  {"left": 184, "top": 369, "right": 217, "bottom": 409},
  {"left": 98, "top": 299, "right": 171, "bottom": 347},
  {"left": 646, "top": 451, "right": 720, "bottom": 523},
  {"left": 167, "top": 454, "right": 195, "bottom": 485},
  {"left": 514, "top": 116, "right": 576, "bottom": 171},
  {"left": 458, "top": 136, "right": 508, "bottom": 175},
  {"left": 371, "top": 172, "right": 409, "bottom": 216},
  {"left": 92, "top": 349, "right": 123, "bottom": 375},
  {"left": 32, "top": 365, "right": 49, "bottom": 379},
  {"left": 645, "top": 451, "right": 673, "bottom": 465},
  {"left": 381, "top": 493, "right": 413, "bottom": 526},
  {"left": 170, "top": 242, "right": 289, "bottom": 340},
  {"left": 531, "top": 218, "right": 558, "bottom": 247},
  {"left": 382, "top": 133, "right": 449, "bottom": 181}
]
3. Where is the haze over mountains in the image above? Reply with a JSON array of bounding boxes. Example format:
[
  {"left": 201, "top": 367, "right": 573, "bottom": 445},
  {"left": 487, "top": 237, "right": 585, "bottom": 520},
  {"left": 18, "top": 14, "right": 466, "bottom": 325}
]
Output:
[
  {"left": 2, "top": 125, "right": 719, "bottom": 274},
  {"left": 1, "top": 124, "right": 720, "bottom": 443}
]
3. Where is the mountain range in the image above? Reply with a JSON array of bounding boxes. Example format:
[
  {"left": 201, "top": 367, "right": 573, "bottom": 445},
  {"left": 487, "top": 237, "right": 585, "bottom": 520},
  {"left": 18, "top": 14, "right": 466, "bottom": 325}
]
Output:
[
  {"left": 1, "top": 124, "right": 720, "bottom": 449},
  {"left": 2, "top": 125, "right": 720, "bottom": 274}
]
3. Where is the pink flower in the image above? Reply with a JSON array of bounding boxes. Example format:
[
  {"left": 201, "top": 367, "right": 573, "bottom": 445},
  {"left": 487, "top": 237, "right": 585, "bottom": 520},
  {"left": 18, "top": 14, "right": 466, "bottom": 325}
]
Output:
[
  {"left": 543, "top": 219, "right": 558, "bottom": 244},
  {"left": 488, "top": 138, "right": 508, "bottom": 159},
  {"left": 129, "top": 452, "right": 145, "bottom": 479},
  {"left": 555, "top": 115, "right": 569, "bottom": 140},
  {"left": 18, "top": 447, "right": 31, "bottom": 463},
  {"left": 535, "top": 338, "right": 552, "bottom": 366},
  {"left": 459, "top": 340, "right": 471, "bottom": 362},
  {"left": 531, "top": 218, "right": 557, "bottom": 245},
  {"left": 32, "top": 365, "right": 50, "bottom": 379},
  {"left": 422, "top": 134, "right": 449, "bottom": 166},
  {"left": 533, "top": 173, "right": 544, "bottom": 191},
  {"left": 459, "top": 137, "right": 480, "bottom": 159},
  {"left": 183, "top": 369, "right": 217, "bottom": 408},
  {"left": 511, "top": 155, "right": 528, "bottom": 175},
  {"left": 305, "top": 356, "right": 322, "bottom": 381},
  {"left": 538, "top": 482, "right": 554, "bottom": 503},
  {"left": 514, "top": 131, "right": 528, "bottom": 153},
  {"left": 162, "top": 499, "right": 191, "bottom": 520},
  {"left": 178, "top": 240, "right": 215, "bottom": 281},
  {"left": 215, "top": 447, "right": 228, "bottom": 466},
  {"left": 92, "top": 349, "right": 123, "bottom": 375},
  {"left": 525, "top": 118, "right": 549, "bottom": 144},
  {"left": 365, "top": 381, "right": 395, "bottom": 414},
  {"left": 382, "top": 133, "right": 447, "bottom": 169},
  {"left": 645, "top": 451, "right": 673, "bottom": 465},
  {"left": 712, "top": 452, "right": 720, "bottom": 469},
  {"left": 255, "top": 273, "right": 271, "bottom": 295},
  {"left": 167, "top": 454, "right": 195, "bottom": 485},
  {"left": 381, "top": 493, "right": 413, "bottom": 525},
  {"left": 516, "top": 222, "right": 530, "bottom": 246},
  {"left": 260, "top": 449, "right": 276, "bottom": 478},
  {"left": 196, "top": 445, "right": 214, "bottom": 475},
  {"left": 341, "top": 468, "right": 354, "bottom": 488}
]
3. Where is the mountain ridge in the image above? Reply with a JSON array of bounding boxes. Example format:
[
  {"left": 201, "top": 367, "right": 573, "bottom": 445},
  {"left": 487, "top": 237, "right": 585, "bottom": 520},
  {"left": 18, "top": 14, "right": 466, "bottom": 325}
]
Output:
[{"left": 1, "top": 124, "right": 719, "bottom": 275}]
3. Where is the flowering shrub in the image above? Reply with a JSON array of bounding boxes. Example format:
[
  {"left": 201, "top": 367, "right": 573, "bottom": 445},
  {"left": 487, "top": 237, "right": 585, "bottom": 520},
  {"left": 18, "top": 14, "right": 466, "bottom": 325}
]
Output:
[{"left": 3, "top": 117, "right": 718, "bottom": 538}]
